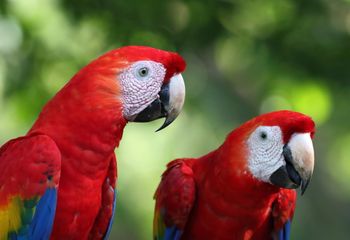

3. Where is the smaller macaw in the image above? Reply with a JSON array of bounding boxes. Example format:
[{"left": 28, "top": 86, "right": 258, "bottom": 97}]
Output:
[{"left": 154, "top": 110, "right": 315, "bottom": 240}]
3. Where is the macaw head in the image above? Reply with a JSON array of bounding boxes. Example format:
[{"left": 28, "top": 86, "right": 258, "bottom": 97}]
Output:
[
  {"left": 224, "top": 110, "right": 315, "bottom": 194},
  {"left": 70, "top": 46, "right": 186, "bottom": 130}
]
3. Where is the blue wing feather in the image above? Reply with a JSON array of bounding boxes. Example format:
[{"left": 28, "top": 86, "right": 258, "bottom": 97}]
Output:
[
  {"left": 29, "top": 188, "right": 57, "bottom": 239},
  {"left": 10, "top": 188, "right": 57, "bottom": 240},
  {"left": 103, "top": 189, "right": 117, "bottom": 240},
  {"left": 277, "top": 220, "right": 291, "bottom": 240},
  {"left": 164, "top": 226, "right": 182, "bottom": 240}
]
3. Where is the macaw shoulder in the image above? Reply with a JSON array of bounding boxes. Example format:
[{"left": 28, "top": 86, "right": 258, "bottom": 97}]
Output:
[
  {"left": 153, "top": 158, "right": 196, "bottom": 240},
  {"left": 0, "top": 134, "right": 61, "bottom": 239},
  {"left": 272, "top": 189, "right": 297, "bottom": 230}
]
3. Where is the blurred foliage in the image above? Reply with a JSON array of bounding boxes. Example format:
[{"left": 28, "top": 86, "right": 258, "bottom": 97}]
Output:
[{"left": 0, "top": 0, "right": 350, "bottom": 239}]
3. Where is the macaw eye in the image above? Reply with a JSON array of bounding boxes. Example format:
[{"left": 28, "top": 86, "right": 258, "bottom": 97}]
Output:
[
  {"left": 260, "top": 131, "right": 267, "bottom": 140},
  {"left": 137, "top": 67, "right": 149, "bottom": 78}
]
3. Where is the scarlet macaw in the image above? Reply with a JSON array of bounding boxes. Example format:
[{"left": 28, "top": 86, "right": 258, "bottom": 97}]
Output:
[
  {"left": 0, "top": 46, "right": 186, "bottom": 239},
  {"left": 154, "top": 110, "right": 315, "bottom": 240}
]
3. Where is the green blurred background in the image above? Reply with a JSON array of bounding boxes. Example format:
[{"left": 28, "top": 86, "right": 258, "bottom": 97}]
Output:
[{"left": 0, "top": 0, "right": 349, "bottom": 239}]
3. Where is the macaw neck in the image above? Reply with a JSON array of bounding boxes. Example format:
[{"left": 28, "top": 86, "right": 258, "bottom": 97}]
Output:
[
  {"left": 193, "top": 142, "right": 279, "bottom": 210},
  {"left": 28, "top": 78, "right": 126, "bottom": 177},
  {"left": 187, "top": 144, "right": 284, "bottom": 239}
]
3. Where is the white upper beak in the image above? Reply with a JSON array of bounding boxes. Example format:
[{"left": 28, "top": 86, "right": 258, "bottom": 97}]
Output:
[
  {"left": 167, "top": 74, "right": 185, "bottom": 119},
  {"left": 156, "top": 73, "right": 185, "bottom": 131},
  {"left": 288, "top": 132, "right": 315, "bottom": 177}
]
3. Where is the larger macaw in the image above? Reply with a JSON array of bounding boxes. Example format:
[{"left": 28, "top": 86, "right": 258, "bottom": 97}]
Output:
[
  {"left": 0, "top": 46, "right": 186, "bottom": 239},
  {"left": 154, "top": 110, "right": 315, "bottom": 240}
]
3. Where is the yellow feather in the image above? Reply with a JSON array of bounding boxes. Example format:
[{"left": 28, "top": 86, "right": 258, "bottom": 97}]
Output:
[
  {"left": 153, "top": 208, "right": 166, "bottom": 239},
  {"left": 0, "top": 197, "right": 23, "bottom": 239}
]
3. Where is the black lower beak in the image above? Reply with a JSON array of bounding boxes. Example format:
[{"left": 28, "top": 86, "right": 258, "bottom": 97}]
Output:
[
  {"left": 134, "top": 84, "right": 169, "bottom": 123},
  {"left": 132, "top": 73, "right": 185, "bottom": 131},
  {"left": 270, "top": 145, "right": 310, "bottom": 195},
  {"left": 133, "top": 83, "right": 177, "bottom": 131}
]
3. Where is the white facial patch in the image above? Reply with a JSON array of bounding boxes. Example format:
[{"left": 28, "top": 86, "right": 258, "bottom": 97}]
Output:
[
  {"left": 119, "top": 60, "right": 166, "bottom": 119},
  {"left": 246, "top": 126, "right": 285, "bottom": 182}
]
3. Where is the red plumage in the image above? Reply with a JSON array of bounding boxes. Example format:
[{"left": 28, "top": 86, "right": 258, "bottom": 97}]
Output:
[
  {"left": 154, "top": 110, "right": 315, "bottom": 240},
  {"left": 0, "top": 46, "right": 186, "bottom": 239},
  {"left": 0, "top": 134, "right": 61, "bottom": 206}
]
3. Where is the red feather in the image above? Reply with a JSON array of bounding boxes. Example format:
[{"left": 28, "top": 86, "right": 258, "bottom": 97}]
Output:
[
  {"left": 0, "top": 46, "right": 186, "bottom": 239},
  {"left": 0, "top": 134, "right": 61, "bottom": 206},
  {"left": 154, "top": 111, "right": 315, "bottom": 240}
]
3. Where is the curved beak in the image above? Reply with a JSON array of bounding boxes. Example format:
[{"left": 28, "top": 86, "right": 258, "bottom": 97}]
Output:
[
  {"left": 270, "top": 133, "right": 314, "bottom": 195},
  {"left": 133, "top": 74, "right": 185, "bottom": 131}
]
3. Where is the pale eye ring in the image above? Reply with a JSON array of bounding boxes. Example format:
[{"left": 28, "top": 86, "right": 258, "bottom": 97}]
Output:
[{"left": 138, "top": 67, "right": 149, "bottom": 77}]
